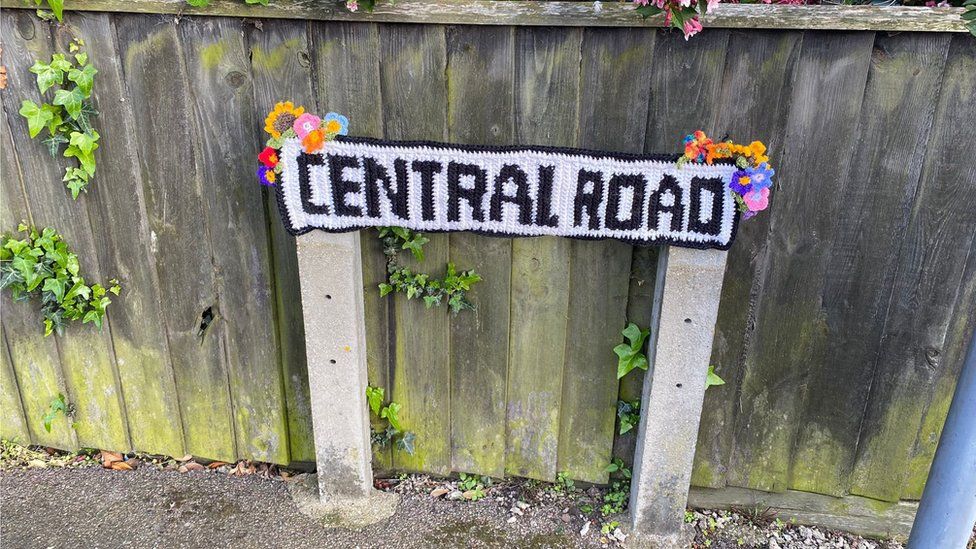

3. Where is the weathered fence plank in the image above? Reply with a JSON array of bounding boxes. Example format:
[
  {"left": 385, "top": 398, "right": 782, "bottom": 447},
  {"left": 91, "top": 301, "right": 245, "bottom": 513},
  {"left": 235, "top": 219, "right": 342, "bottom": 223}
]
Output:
[
  {"left": 444, "top": 25, "right": 515, "bottom": 478},
  {"left": 727, "top": 30, "right": 875, "bottom": 493},
  {"left": 788, "top": 32, "right": 952, "bottom": 498},
  {"left": 115, "top": 13, "right": 237, "bottom": 462},
  {"left": 850, "top": 34, "right": 976, "bottom": 503},
  {"left": 692, "top": 29, "right": 802, "bottom": 489},
  {"left": 2, "top": 11, "right": 130, "bottom": 453},
  {"left": 379, "top": 24, "right": 453, "bottom": 474},
  {"left": 0, "top": 329, "right": 30, "bottom": 443},
  {"left": 61, "top": 12, "right": 186, "bottom": 459},
  {"left": 556, "top": 27, "right": 655, "bottom": 484},
  {"left": 310, "top": 20, "right": 390, "bottom": 469},
  {"left": 180, "top": 17, "right": 290, "bottom": 464},
  {"left": 3, "top": 1, "right": 967, "bottom": 33},
  {"left": 246, "top": 18, "right": 317, "bottom": 463},
  {"left": 503, "top": 26, "right": 579, "bottom": 482}
]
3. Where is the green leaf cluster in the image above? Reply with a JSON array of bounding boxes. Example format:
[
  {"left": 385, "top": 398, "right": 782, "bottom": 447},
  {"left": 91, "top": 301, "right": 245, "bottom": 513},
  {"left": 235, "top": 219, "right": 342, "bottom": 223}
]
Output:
[
  {"left": 42, "top": 393, "right": 75, "bottom": 433},
  {"left": 616, "top": 399, "right": 640, "bottom": 435},
  {"left": 601, "top": 458, "right": 633, "bottom": 516},
  {"left": 365, "top": 385, "right": 416, "bottom": 455},
  {"left": 457, "top": 472, "right": 490, "bottom": 501},
  {"left": 18, "top": 43, "right": 100, "bottom": 199},
  {"left": 377, "top": 227, "right": 481, "bottom": 315},
  {"left": 1, "top": 224, "right": 121, "bottom": 337},
  {"left": 33, "top": 0, "right": 64, "bottom": 21},
  {"left": 614, "top": 322, "right": 650, "bottom": 380}
]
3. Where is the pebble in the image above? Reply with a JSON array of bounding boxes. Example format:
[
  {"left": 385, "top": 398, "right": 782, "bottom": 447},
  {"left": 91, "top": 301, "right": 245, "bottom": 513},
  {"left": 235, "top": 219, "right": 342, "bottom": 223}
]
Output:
[
  {"left": 560, "top": 514, "right": 571, "bottom": 523},
  {"left": 580, "top": 521, "right": 591, "bottom": 536},
  {"left": 515, "top": 501, "right": 530, "bottom": 510}
]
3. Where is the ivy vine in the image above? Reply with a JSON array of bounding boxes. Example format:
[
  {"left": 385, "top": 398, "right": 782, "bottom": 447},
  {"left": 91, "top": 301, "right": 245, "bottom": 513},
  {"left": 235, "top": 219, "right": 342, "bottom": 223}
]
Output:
[
  {"left": 1, "top": 225, "right": 120, "bottom": 337},
  {"left": 366, "top": 385, "right": 415, "bottom": 454},
  {"left": 18, "top": 40, "right": 99, "bottom": 199},
  {"left": 377, "top": 227, "right": 481, "bottom": 314}
]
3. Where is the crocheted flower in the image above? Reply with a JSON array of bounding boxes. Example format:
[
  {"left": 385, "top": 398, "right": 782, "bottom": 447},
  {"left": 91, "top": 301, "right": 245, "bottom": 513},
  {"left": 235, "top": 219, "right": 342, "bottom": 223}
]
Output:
[
  {"left": 302, "top": 128, "right": 327, "bottom": 153},
  {"left": 257, "top": 165, "right": 276, "bottom": 186},
  {"left": 264, "top": 101, "right": 305, "bottom": 139},
  {"left": 293, "top": 113, "right": 322, "bottom": 140},
  {"left": 258, "top": 146, "right": 279, "bottom": 168},
  {"left": 743, "top": 187, "right": 769, "bottom": 212},
  {"left": 746, "top": 163, "right": 774, "bottom": 191},
  {"left": 728, "top": 169, "right": 752, "bottom": 195},
  {"left": 682, "top": 130, "right": 712, "bottom": 163},
  {"left": 324, "top": 112, "right": 349, "bottom": 136}
]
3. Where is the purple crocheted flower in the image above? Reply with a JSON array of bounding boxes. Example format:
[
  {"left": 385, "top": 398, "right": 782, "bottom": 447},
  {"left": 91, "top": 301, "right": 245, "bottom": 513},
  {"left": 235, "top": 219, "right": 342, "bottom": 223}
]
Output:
[
  {"left": 728, "top": 169, "right": 752, "bottom": 195},
  {"left": 257, "top": 165, "right": 276, "bottom": 186}
]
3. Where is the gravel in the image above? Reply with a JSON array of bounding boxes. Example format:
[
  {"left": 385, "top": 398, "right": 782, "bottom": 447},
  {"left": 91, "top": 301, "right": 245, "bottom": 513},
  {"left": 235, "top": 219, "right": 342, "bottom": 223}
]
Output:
[{"left": 0, "top": 465, "right": 927, "bottom": 549}]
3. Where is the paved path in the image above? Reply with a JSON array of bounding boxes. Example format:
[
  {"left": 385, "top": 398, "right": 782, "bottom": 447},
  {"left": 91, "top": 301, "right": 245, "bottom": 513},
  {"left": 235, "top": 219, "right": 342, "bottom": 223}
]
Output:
[{"left": 0, "top": 468, "right": 593, "bottom": 549}]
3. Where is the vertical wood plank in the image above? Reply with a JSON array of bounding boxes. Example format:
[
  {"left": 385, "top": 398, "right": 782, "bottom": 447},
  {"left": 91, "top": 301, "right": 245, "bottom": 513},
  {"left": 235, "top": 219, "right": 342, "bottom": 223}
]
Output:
[
  {"left": 904, "top": 233, "right": 976, "bottom": 499},
  {"left": 444, "top": 25, "right": 514, "bottom": 478},
  {"left": 727, "top": 31, "right": 875, "bottom": 493},
  {"left": 0, "top": 330, "right": 30, "bottom": 443},
  {"left": 310, "top": 21, "right": 389, "bottom": 470},
  {"left": 181, "top": 17, "right": 289, "bottom": 464},
  {"left": 692, "top": 29, "right": 802, "bottom": 488},
  {"left": 789, "top": 32, "right": 952, "bottom": 497},
  {"left": 850, "top": 34, "right": 976, "bottom": 502},
  {"left": 115, "top": 13, "right": 237, "bottom": 462},
  {"left": 558, "top": 27, "right": 655, "bottom": 484},
  {"left": 247, "top": 18, "right": 317, "bottom": 463},
  {"left": 2, "top": 11, "right": 130, "bottom": 452},
  {"left": 505, "top": 26, "right": 579, "bottom": 481},
  {"left": 60, "top": 12, "right": 186, "bottom": 458},
  {"left": 379, "top": 23, "right": 452, "bottom": 474}
]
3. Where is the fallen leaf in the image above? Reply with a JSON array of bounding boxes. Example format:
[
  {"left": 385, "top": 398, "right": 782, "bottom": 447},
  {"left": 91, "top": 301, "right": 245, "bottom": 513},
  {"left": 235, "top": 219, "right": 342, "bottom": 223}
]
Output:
[
  {"left": 182, "top": 461, "right": 205, "bottom": 472},
  {"left": 176, "top": 454, "right": 193, "bottom": 462},
  {"left": 100, "top": 451, "right": 123, "bottom": 468},
  {"left": 110, "top": 461, "right": 133, "bottom": 471},
  {"left": 430, "top": 488, "right": 450, "bottom": 498},
  {"left": 28, "top": 459, "right": 47, "bottom": 468},
  {"left": 207, "top": 461, "right": 229, "bottom": 469},
  {"left": 462, "top": 490, "right": 478, "bottom": 500}
]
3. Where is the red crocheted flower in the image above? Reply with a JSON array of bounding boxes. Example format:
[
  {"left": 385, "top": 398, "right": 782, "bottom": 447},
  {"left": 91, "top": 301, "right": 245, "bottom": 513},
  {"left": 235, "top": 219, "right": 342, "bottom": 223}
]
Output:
[{"left": 258, "top": 146, "right": 279, "bottom": 168}]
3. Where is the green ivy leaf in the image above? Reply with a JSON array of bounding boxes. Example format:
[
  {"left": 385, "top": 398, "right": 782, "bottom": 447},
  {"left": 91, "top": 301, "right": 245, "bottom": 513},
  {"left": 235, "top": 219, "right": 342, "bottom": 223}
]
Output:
[
  {"left": 19, "top": 100, "right": 54, "bottom": 138},
  {"left": 185, "top": 0, "right": 210, "bottom": 5},
  {"left": 53, "top": 87, "right": 86, "bottom": 120},
  {"left": 29, "top": 58, "right": 65, "bottom": 94},
  {"left": 69, "top": 130, "right": 99, "bottom": 155},
  {"left": 67, "top": 64, "right": 97, "bottom": 97},
  {"left": 378, "top": 283, "right": 393, "bottom": 297},
  {"left": 706, "top": 365, "right": 726, "bottom": 388},
  {"left": 45, "top": 0, "right": 64, "bottom": 21},
  {"left": 365, "top": 385, "right": 384, "bottom": 416},
  {"left": 396, "top": 431, "right": 416, "bottom": 455},
  {"left": 380, "top": 402, "right": 403, "bottom": 432}
]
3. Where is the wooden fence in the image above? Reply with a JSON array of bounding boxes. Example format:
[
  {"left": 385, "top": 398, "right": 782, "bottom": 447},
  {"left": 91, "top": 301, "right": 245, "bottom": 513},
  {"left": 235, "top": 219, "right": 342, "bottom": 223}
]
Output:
[{"left": 1, "top": 4, "right": 974, "bottom": 524}]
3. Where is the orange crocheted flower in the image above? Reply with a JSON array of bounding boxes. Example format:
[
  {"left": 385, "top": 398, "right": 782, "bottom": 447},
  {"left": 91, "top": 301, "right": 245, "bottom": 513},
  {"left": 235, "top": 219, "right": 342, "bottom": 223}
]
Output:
[
  {"left": 302, "top": 128, "right": 326, "bottom": 153},
  {"left": 264, "top": 101, "right": 305, "bottom": 139}
]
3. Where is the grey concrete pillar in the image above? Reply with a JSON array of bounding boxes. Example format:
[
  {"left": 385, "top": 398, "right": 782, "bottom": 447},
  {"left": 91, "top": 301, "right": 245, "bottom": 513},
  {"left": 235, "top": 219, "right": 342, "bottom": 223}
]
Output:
[
  {"left": 626, "top": 246, "right": 729, "bottom": 548},
  {"left": 292, "top": 230, "right": 397, "bottom": 526}
]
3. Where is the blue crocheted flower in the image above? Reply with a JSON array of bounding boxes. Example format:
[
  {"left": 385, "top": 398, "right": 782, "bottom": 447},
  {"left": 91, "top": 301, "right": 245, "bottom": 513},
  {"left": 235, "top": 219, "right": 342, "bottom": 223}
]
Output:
[
  {"left": 746, "top": 163, "right": 775, "bottom": 191},
  {"left": 324, "top": 112, "right": 349, "bottom": 136}
]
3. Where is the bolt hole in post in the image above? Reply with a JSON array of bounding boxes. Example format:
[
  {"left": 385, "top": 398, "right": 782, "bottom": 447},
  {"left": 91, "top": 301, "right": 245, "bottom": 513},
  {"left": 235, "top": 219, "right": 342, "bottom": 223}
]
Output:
[
  {"left": 684, "top": 318, "right": 692, "bottom": 324},
  {"left": 676, "top": 383, "right": 683, "bottom": 388},
  {"left": 329, "top": 359, "right": 337, "bottom": 364},
  {"left": 326, "top": 294, "right": 332, "bottom": 300}
]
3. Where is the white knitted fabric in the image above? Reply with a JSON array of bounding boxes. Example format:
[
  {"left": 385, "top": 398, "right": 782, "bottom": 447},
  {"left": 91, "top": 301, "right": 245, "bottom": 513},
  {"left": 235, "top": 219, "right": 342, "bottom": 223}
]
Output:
[{"left": 276, "top": 137, "right": 740, "bottom": 249}]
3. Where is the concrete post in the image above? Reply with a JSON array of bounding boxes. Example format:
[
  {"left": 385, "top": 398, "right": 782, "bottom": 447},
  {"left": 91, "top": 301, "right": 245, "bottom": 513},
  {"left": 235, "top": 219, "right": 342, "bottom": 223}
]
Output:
[
  {"left": 626, "top": 246, "right": 729, "bottom": 548},
  {"left": 290, "top": 230, "right": 397, "bottom": 527}
]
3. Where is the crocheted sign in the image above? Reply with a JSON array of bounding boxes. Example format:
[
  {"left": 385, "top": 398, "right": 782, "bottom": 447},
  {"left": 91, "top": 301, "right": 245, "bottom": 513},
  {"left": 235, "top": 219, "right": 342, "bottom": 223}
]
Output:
[{"left": 258, "top": 104, "right": 775, "bottom": 251}]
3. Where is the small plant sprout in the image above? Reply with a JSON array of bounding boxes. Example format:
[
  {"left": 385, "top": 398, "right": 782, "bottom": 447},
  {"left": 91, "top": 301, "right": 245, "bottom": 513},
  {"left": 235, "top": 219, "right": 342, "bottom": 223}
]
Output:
[
  {"left": 364, "top": 385, "right": 416, "bottom": 454},
  {"left": 706, "top": 365, "right": 726, "bottom": 388},
  {"left": 614, "top": 322, "right": 650, "bottom": 379}
]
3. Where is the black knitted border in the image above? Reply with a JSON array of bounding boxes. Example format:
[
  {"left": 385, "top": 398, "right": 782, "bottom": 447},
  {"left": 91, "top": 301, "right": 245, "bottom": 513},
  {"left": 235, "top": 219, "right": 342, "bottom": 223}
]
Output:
[{"left": 272, "top": 136, "right": 741, "bottom": 251}]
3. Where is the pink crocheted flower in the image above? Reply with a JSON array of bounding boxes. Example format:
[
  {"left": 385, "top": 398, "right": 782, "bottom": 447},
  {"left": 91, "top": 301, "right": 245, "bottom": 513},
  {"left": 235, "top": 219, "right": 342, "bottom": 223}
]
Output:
[
  {"left": 743, "top": 187, "right": 770, "bottom": 212},
  {"left": 293, "top": 113, "right": 322, "bottom": 140}
]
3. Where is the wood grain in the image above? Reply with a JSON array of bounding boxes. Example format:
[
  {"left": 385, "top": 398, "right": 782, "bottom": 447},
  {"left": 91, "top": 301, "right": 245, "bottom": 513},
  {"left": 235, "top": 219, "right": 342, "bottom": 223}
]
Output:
[
  {"left": 445, "top": 25, "right": 514, "bottom": 478},
  {"left": 557, "top": 27, "right": 654, "bottom": 484},
  {"left": 789, "top": 32, "right": 952, "bottom": 497},
  {"left": 2, "top": 11, "right": 130, "bottom": 452},
  {"left": 379, "top": 24, "right": 452, "bottom": 474},
  {"left": 115, "top": 13, "right": 237, "bottom": 461},
  {"left": 1, "top": 0, "right": 967, "bottom": 33},
  {"left": 691, "top": 29, "right": 802, "bottom": 489},
  {"left": 726, "top": 31, "right": 875, "bottom": 494},
  {"left": 246, "top": 18, "right": 318, "bottom": 464},
  {"left": 181, "top": 16, "right": 290, "bottom": 464},
  {"left": 849, "top": 34, "right": 976, "bottom": 502},
  {"left": 504, "top": 26, "right": 579, "bottom": 481},
  {"left": 60, "top": 12, "right": 186, "bottom": 458}
]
